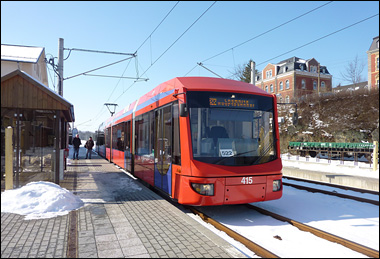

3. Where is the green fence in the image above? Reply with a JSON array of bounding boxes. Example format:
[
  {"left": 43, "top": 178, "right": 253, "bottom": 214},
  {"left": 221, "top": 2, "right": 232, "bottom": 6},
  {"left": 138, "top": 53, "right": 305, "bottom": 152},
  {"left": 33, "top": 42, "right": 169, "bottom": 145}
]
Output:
[{"left": 288, "top": 142, "right": 374, "bottom": 150}]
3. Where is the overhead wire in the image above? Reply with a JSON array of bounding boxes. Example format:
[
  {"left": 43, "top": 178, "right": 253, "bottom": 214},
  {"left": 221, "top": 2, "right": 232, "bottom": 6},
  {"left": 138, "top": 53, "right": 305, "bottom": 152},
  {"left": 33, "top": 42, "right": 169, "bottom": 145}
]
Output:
[
  {"left": 135, "top": 1, "right": 180, "bottom": 53},
  {"left": 201, "top": 1, "right": 333, "bottom": 63},
  {"left": 67, "top": 55, "right": 135, "bottom": 128},
  {"left": 140, "top": 1, "right": 217, "bottom": 78},
  {"left": 87, "top": 1, "right": 181, "bottom": 129},
  {"left": 64, "top": 55, "right": 135, "bottom": 81},
  {"left": 113, "top": 1, "right": 217, "bottom": 103},
  {"left": 196, "top": 13, "right": 379, "bottom": 79},
  {"left": 256, "top": 13, "right": 379, "bottom": 67},
  {"left": 184, "top": 1, "right": 333, "bottom": 77},
  {"left": 46, "top": 65, "right": 56, "bottom": 91}
]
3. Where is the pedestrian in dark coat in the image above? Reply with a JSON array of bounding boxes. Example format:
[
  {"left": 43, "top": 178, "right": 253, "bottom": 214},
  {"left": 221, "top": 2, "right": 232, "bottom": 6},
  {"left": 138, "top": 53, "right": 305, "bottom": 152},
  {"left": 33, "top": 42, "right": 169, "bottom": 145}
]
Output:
[
  {"left": 85, "top": 137, "right": 95, "bottom": 159},
  {"left": 72, "top": 134, "right": 81, "bottom": 160}
]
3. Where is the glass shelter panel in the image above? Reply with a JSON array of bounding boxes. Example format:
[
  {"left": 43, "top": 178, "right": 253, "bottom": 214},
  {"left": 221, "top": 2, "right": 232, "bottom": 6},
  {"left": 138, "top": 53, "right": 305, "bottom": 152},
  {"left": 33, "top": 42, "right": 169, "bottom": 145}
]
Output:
[{"left": 1, "top": 108, "right": 60, "bottom": 187}]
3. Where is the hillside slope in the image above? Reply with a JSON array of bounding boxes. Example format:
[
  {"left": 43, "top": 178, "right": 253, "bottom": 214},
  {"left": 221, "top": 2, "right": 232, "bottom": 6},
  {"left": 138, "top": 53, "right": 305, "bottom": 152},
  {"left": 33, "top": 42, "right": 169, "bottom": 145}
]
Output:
[{"left": 278, "top": 88, "right": 379, "bottom": 152}]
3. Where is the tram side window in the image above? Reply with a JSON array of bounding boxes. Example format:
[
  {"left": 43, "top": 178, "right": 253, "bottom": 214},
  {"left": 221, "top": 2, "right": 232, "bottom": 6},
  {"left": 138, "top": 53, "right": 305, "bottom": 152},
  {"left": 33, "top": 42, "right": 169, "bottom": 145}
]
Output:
[
  {"left": 105, "top": 128, "right": 111, "bottom": 148},
  {"left": 172, "top": 103, "right": 181, "bottom": 164},
  {"left": 135, "top": 113, "right": 151, "bottom": 155},
  {"left": 111, "top": 125, "right": 117, "bottom": 150},
  {"left": 150, "top": 111, "right": 154, "bottom": 154},
  {"left": 125, "top": 121, "right": 131, "bottom": 151},
  {"left": 96, "top": 130, "right": 104, "bottom": 146},
  {"left": 112, "top": 123, "right": 125, "bottom": 151}
]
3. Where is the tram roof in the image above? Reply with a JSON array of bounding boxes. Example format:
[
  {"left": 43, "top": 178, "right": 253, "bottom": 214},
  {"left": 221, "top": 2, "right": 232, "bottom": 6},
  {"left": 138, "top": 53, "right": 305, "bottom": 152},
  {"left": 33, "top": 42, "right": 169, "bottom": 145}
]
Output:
[
  {"left": 174, "top": 76, "right": 270, "bottom": 95},
  {"left": 105, "top": 77, "right": 272, "bottom": 126}
]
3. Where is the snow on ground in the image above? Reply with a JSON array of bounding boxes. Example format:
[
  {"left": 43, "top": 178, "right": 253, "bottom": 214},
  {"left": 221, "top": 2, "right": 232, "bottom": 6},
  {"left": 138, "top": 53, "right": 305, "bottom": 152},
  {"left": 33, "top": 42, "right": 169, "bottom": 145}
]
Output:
[
  {"left": 1, "top": 181, "right": 84, "bottom": 220},
  {"left": 187, "top": 155, "right": 379, "bottom": 257},
  {"left": 281, "top": 153, "right": 379, "bottom": 179},
  {"left": 1, "top": 152, "right": 378, "bottom": 257}
]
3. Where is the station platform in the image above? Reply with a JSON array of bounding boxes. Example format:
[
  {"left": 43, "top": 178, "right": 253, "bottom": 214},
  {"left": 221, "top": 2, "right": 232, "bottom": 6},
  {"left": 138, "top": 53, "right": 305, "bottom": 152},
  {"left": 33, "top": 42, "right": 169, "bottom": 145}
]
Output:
[
  {"left": 282, "top": 159, "right": 379, "bottom": 192},
  {"left": 1, "top": 147, "right": 246, "bottom": 258}
]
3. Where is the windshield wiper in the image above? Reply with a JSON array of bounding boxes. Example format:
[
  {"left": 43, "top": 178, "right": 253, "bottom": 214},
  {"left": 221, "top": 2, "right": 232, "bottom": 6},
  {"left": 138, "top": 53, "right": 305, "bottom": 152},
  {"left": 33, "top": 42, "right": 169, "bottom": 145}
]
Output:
[{"left": 250, "top": 141, "right": 275, "bottom": 165}]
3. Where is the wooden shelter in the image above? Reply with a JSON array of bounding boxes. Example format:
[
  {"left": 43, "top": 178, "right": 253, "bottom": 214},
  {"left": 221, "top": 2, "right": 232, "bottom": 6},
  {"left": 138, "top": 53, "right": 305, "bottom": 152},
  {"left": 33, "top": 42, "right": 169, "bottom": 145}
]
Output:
[{"left": 1, "top": 69, "right": 74, "bottom": 186}]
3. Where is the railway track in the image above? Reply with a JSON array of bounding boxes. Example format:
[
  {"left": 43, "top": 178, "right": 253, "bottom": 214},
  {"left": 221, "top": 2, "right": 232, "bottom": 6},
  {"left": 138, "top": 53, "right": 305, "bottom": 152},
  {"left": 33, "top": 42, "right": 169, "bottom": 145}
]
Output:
[
  {"left": 283, "top": 176, "right": 379, "bottom": 205},
  {"left": 188, "top": 205, "right": 379, "bottom": 258},
  {"left": 187, "top": 206, "right": 279, "bottom": 258},
  {"left": 246, "top": 204, "right": 379, "bottom": 258}
]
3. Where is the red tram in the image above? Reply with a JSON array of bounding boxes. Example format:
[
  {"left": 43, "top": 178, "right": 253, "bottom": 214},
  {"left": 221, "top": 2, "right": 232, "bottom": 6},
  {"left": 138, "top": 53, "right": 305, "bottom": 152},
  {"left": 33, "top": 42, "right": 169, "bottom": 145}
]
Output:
[{"left": 96, "top": 77, "right": 282, "bottom": 205}]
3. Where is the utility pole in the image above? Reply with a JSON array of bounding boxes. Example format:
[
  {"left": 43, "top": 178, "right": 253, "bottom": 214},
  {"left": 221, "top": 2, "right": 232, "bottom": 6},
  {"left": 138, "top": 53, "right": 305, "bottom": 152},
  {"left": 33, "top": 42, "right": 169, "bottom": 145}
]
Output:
[
  {"left": 250, "top": 60, "right": 256, "bottom": 86},
  {"left": 57, "top": 38, "right": 64, "bottom": 96},
  {"left": 317, "top": 62, "right": 320, "bottom": 96}
]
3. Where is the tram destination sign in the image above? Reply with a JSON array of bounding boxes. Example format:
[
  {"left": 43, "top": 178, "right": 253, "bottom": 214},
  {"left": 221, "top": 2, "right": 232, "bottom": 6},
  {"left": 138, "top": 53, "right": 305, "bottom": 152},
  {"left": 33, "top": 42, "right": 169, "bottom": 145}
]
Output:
[{"left": 209, "top": 96, "right": 255, "bottom": 109}]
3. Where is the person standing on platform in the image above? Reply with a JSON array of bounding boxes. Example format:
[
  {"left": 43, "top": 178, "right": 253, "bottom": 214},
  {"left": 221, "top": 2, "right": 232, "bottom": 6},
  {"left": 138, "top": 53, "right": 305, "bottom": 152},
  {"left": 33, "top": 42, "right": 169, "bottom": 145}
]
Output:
[
  {"left": 85, "top": 136, "right": 95, "bottom": 159},
  {"left": 72, "top": 134, "right": 81, "bottom": 160}
]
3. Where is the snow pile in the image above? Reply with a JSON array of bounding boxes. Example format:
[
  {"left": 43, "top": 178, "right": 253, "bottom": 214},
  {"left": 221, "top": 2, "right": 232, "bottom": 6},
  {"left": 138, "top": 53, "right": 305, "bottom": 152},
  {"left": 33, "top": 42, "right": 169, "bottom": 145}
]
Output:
[{"left": 1, "top": 181, "right": 84, "bottom": 220}]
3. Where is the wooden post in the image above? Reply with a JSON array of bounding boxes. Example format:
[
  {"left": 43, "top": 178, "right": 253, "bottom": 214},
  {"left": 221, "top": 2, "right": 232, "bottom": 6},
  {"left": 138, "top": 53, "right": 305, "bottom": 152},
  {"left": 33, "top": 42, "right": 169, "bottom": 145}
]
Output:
[
  {"left": 373, "top": 141, "right": 378, "bottom": 171},
  {"left": 55, "top": 111, "right": 61, "bottom": 184},
  {"left": 15, "top": 111, "right": 20, "bottom": 188},
  {"left": 5, "top": 127, "right": 14, "bottom": 190}
]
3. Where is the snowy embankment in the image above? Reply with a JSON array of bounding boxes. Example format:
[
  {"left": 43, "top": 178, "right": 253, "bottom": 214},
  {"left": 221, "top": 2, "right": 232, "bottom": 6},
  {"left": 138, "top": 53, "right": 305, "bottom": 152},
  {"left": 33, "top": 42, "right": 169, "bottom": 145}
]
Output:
[{"left": 281, "top": 153, "right": 379, "bottom": 179}]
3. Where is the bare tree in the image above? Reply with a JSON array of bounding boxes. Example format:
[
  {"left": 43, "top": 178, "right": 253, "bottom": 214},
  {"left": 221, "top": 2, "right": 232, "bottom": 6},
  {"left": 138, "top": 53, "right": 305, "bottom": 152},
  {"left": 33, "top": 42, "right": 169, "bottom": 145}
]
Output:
[
  {"left": 340, "top": 55, "right": 365, "bottom": 86},
  {"left": 228, "top": 59, "right": 258, "bottom": 83}
]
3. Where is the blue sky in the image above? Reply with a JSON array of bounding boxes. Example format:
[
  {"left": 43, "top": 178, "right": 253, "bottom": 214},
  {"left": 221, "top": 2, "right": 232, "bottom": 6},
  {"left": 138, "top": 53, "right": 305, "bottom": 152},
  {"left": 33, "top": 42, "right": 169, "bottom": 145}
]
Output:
[{"left": 2, "top": 1, "right": 379, "bottom": 132}]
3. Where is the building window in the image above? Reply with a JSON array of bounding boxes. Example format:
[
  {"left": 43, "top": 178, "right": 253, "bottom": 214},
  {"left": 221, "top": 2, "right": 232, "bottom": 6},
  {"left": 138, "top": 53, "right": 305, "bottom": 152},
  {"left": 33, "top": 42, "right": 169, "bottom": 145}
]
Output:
[
  {"left": 265, "top": 85, "right": 268, "bottom": 92},
  {"left": 270, "top": 84, "right": 273, "bottom": 92},
  {"left": 279, "top": 97, "right": 283, "bottom": 103},
  {"left": 279, "top": 81, "right": 283, "bottom": 91},
  {"left": 313, "top": 81, "right": 317, "bottom": 90},
  {"left": 285, "top": 96, "right": 290, "bottom": 103},
  {"left": 266, "top": 70, "right": 272, "bottom": 78},
  {"left": 301, "top": 79, "right": 306, "bottom": 89},
  {"left": 321, "top": 81, "right": 325, "bottom": 88},
  {"left": 377, "top": 57, "right": 379, "bottom": 71},
  {"left": 286, "top": 80, "right": 289, "bottom": 89},
  {"left": 310, "top": 65, "right": 317, "bottom": 73}
]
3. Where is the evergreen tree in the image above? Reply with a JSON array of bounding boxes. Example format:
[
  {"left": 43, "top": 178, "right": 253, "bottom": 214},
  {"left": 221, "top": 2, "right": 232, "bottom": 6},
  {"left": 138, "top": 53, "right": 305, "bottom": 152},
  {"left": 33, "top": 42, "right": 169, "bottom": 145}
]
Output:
[{"left": 233, "top": 59, "right": 258, "bottom": 83}]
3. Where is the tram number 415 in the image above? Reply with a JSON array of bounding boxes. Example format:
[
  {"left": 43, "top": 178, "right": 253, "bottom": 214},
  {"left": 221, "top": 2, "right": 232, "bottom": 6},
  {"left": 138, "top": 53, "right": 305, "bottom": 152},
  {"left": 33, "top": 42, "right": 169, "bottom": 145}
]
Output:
[{"left": 241, "top": 177, "right": 253, "bottom": 184}]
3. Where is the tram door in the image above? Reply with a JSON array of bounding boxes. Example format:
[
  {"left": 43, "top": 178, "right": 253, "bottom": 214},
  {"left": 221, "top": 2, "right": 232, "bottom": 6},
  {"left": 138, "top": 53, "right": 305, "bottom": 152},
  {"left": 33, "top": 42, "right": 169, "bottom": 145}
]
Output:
[
  {"left": 154, "top": 105, "right": 172, "bottom": 195},
  {"left": 124, "top": 121, "right": 132, "bottom": 172}
]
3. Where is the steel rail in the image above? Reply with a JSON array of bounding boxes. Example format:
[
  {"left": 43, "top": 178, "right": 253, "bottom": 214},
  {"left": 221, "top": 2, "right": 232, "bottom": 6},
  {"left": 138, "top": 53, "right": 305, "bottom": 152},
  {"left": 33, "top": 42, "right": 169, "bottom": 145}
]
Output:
[
  {"left": 283, "top": 176, "right": 379, "bottom": 195},
  {"left": 187, "top": 206, "right": 279, "bottom": 258},
  {"left": 247, "top": 204, "right": 379, "bottom": 258},
  {"left": 282, "top": 180, "right": 379, "bottom": 206}
]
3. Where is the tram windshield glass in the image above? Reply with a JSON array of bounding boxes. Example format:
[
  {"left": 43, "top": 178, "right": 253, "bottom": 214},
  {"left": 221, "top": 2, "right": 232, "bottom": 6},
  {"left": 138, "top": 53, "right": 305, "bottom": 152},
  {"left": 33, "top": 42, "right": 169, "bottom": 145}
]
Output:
[{"left": 187, "top": 91, "right": 277, "bottom": 166}]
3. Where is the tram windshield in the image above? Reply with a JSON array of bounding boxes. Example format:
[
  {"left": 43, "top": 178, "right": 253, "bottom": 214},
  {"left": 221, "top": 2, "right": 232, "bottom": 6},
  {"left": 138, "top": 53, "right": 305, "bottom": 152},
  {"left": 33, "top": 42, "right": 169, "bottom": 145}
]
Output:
[{"left": 187, "top": 91, "right": 277, "bottom": 166}]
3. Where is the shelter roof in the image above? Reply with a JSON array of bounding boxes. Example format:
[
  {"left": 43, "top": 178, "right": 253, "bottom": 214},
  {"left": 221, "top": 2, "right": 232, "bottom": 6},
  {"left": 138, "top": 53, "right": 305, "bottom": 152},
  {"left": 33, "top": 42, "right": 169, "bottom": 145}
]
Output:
[{"left": 1, "top": 69, "right": 75, "bottom": 122}]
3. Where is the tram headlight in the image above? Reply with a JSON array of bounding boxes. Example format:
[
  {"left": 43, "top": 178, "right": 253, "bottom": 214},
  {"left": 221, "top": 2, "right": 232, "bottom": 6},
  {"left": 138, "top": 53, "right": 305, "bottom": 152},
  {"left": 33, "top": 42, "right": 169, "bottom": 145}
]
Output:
[
  {"left": 191, "top": 183, "right": 214, "bottom": 196},
  {"left": 273, "top": 180, "right": 282, "bottom": 192}
]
